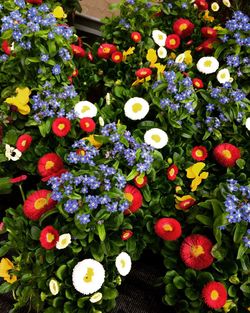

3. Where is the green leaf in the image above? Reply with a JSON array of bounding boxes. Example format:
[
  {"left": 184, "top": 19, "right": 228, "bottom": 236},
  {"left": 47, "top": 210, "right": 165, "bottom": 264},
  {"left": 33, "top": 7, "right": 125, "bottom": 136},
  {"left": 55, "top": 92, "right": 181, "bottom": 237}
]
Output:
[
  {"left": 77, "top": 296, "right": 89, "bottom": 308},
  {"left": 0, "top": 282, "right": 13, "bottom": 294},
  {"left": 173, "top": 276, "right": 186, "bottom": 289},
  {"left": 97, "top": 223, "right": 106, "bottom": 241},
  {"left": 30, "top": 226, "right": 41, "bottom": 240},
  {"left": 233, "top": 222, "right": 248, "bottom": 243},
  {"left": 184, "top": 288, "right": 199, "bottom": 300},
  {"left": 126, "top": 168, "right": 138, "bottom": 181},
  {"left": 102, "top": 287, "right": 118, "bottom": 300},
  {"left": 195, "top": 215, "right": 212, "bottom": 226},
  {"left": 236, "top": 158, "right": 245, "bottom": 169},
  {"left": 237, "top": 243, "right": 248, "bottom": 259},
  {"left": 0, "top": 245, "right": 10, "bottom": 257},
  {"left": 56, "top": 264, "right": 68, "bottom": 281}
]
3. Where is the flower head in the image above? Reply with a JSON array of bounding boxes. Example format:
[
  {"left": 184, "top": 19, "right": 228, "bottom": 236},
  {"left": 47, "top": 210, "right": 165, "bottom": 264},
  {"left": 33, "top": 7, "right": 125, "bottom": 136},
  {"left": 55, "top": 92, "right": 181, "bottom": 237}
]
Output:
[
  {"left": 201, "top": 27, "right": 217, "bottom": 38},
  {"left": 195, "top": 0, "right": 209, "bottom": 10},
  {"left": 167, "top": 164, "right": 178, "bottom": 181},
  {"left": 192, "top": 78, "right": 204, "bottom": 89},
  {"left": 124, "top": 184, "right": 143, "bottom": 215},
  {"left": 213, "top": 143, "right": 240, "bottom": 167},
  {"left": 175, "top": 195, "right": 196, "bottom": 211},
  {"left": 144, "top": 128, "right": 168, "bottom": 149},
  {"left": 135, "top": 68, "right": 152, "bottom": 78},
  {"left": 52, "top": 117, "right": 71, "bottom": 137},
  {"left": 5, "top": 144, "right": 22, "bottom": 161},
  {"left": 202, "top": 281, "right": 227, "bottom": 309},
  {"left": 71, "top": 44, "right": 85, "bottom": 58},
  {"left": 124, "top": 97, "right": 149, "bottom": 120},
  {"left": 154, "top": 218, "right": 182, "bottom": 240},
  {"left": 173, "top": 18, "right": 194, "bottom": 38},
  {"left": 131, "top": 32, "right": 141, "bottom": 43},
  {"left": 38, "top": 153, "right": 65, "bottom": 181},
  {"left": 115, "top": 252, "right": 132, "bottom": 276},
  {"left": 56, "top": 233, "right": 71, "bottom": 250},
  {"left": 165, "top": 34, "right": 181, "bottom": 50},
  {"left": 111, "top": 51, "right": 123, "bottom": 63},
  {"left": 16, "top": 134, "right": 32, "bottom": 152},
  {"left": 217, "top": 69, "right": 232, "bottom": 84},
  {"left": 97, "top": 43, "right": 116, "bottom": 59},
  {"left": 191, "top": 146, "right": 208, "bottom": 161},
  {"left": 152, "top": 30, "right": 167, "bottom": 46},
  {"left": 90, "top": 292, "right": 103, "bottom": 303},
  {"left": 134, "top": 174, "right": 148, "bottom": 188},
  {"left": 121, "top": 230, "right": 133, "bottom": 241},
  {"left": 5, "top": 87, "right": 31, "bottom": 115},
  {"left": 211, "top": 2, "right": 220, "bottom": 11},
  {"left": 197, "top": 56, "right": 219, "bottom": 74},
  {"left": 49, "top": 279, "right": 60, "bottom": 295},
  {"left": 0, "top": 258, "right": 17, "bottom": 284},
  {"left": 80, "top": 117, "right": 96, "bottom": 132},
  {"left": 40, "top": 226, "right": 59, "bottom": 250},
  {"left": 74, "top": 101, "right": 97, "bottom": 119},
  {"left": 1, "top": 40, "right": 11, "bottom": 55},
  {"left": 180, "top": 234, "right": 214, "bottom": 270}
]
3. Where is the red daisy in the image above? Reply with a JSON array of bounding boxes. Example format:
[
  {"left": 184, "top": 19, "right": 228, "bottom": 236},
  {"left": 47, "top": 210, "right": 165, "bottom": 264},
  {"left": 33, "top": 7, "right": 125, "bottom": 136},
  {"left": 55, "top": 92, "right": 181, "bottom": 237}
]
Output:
[
  {"left": 39, "top": 226, "right": 59, "bottom": 250},
  {"left": 192, "top": 78, "right": 204, "bottom": 89},
  {"left": 165, "top": 34, "right": 181, "bottom": 50},
  {"left": 135, "top": 68, "right": 152, "bottom": 79},
  {"left": 80, "top": 117, "right": 96, "bottom": 133},
  {"left": 195, "top": 0, "right": 208, "bottom": 10},
  {"left": 167, "top": 164, "right": 179, "bottom": 181},
  {"left": 23, "top": 190, "right": 56, "bottom": 221},
  {"left": 121, "top": 230, "right": 133, "bottom": 241},
  {"left": 201, "top": 27, "right": 217, "bottom": 38},
  {"left": 1, "top": 40, "right": 11, "bottom": 55},
  {"left": 178, "top": 198, "right": 196, "bottom": 210},
  {"left": 71, "top": 44, "right": 86, "bottom": 58},
  {"left": 191, "top": 146, "right": 208, "bottom": 161},
  {"left": 97, "top": 43, "right": 116, "bottom": 59},
  {"left": 10, "top": 175, "right": 28, "bottom": 184},
  {"left": 26, "top": 0, "right": 43, "bottom": 4},
  {"left": 154, "top": 218, "right": 182, "bottom": 241},
  {"left": 173, "top": 18, "right": 194, "bottom": 38},
  {"left": 197, "top": 38, "right": 218, "bottom": 54},
  {"left": 123, "top": 184, "right": 143, "bottom": 215},
  {"left": 72, "top": 69, "right": 79, "bottom": 77},
  {"left": 16, "top": 134, "right": 32, "bottom": 152},
  {"left": 202, "top": 281, "right": 227, "bottom": 309},
  {"left": 111, "top": 51, "right": 123, "bottom": 63},
  {"left": 131, "top": 32, "right": 142, "bottom": 43},
  {"left": 213, "top": 143, "right": 241, "bottom": 167},
  {"left": 134, "top": 175, "right": 148, "bottom": 188},
  {"left": 37, "top": 153, "right": 65, "bottom": 181},
  {"left": 180, "top": 234, "right": 214, "bottom": 270},
  {"left": 52, "top": 117, "right": 71, "bottom": 137}
]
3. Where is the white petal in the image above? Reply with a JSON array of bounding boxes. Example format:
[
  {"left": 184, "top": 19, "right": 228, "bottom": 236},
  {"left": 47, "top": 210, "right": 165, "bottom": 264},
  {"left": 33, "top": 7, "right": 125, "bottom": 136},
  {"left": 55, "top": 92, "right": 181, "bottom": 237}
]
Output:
[
  {"left": 197, "top": 57, "right": 219, "bottom": 74},
  {"left": 157, "top": 47, "right": 167, "bottom": 59},
  {"left": 216, "top": 68, "right": 231, "bottom": 84},
  {"left": 246, "top": 117, "right": 250, "bottom": 131},
  {"left": 49, "top": 279, "right": 60, "bottom": 295},
  {"left": 124, "top": 97, "right": 149, "bottom": 120},
  {"left": 175, "top": 53, "right": 185, "bottom": 63},
  {"left": 89, "top": 292, "right": 103, "bottom": 303},
  {"left": 222, "top": 0, "right": 231, "bottom": 7},
  {"left": 99, "top": 116, "right": 105, "bottom": 126},
  {"left": 56, "top": 233, "right": 71, "bottom": 250},
  {"left": 144, "top": 128, "right": 168, "bottom": 149},
  {"left": 152, "top": 30, "right": 167, "bottom": 47},
  {"left": 115, "top": 252, "right": 132, "bottom": 276},
  {"left": 74, "top": 101, "right": 97, "bottom": 118}
]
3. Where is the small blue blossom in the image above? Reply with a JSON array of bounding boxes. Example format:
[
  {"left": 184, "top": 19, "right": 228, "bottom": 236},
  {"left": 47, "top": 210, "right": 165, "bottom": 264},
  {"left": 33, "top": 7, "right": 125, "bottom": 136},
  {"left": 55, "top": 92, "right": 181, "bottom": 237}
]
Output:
[
  {"left": 52, "top": 64, "right": 61, "bottom": 75},
  {"left": 64, "top": 199, "right": 79, "bottom": 214},
  {"left": 77, "top": 214, "right": 91, "bottom": 224}
]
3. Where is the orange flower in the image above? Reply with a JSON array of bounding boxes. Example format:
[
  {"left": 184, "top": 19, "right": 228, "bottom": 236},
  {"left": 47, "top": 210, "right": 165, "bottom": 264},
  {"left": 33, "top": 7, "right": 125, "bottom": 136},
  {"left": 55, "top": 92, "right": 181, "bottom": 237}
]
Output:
[
  {"left": 0, "top": 258, "right": 17, "bottom": 284},
  {"left": 123, "top": 184, "right": 143, "bottom": 215}
]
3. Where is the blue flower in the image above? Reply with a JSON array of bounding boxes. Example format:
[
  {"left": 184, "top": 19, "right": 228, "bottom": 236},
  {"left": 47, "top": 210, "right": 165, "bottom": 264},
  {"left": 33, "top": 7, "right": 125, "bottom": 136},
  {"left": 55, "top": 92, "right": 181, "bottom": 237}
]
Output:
[
  {"left": 52, "top": 64, "right": 61, "bottom": 75},
  {"left": 64, "top": 199, "right": 79, "bottom": 214},
  {"left": 77, "top": 214, "right": 91, "bottom": 224},
  {"left": 40, "top": 54, "right": 49, "bottom": 62}
]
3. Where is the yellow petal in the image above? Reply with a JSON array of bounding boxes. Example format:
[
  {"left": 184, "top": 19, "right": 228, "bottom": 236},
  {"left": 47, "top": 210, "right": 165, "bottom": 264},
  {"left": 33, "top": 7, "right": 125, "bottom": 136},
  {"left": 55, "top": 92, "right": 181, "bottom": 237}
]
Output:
[
  {"left": 154, "top": 63, "right": 166, "bottom": 74},
  {"left": 132, "top": 78, "right": 144, "bottom": 86},
  {"left": 17, "top": 104, "right": 31, "bottom": 115},
  {"left": 52, "top": 6, "right": 67, "bottom": 19},
  {"left": 82, "top": 135, "right": 102, "bottom": 149},
  {"left": 191, "top": 177, "right": 202, "bottom": 192},
  {"left": 146, "top": 48, "right": 157, "bottom": 66},
  {"left": 175, "top": 195, "right": 194, "bottom": 202},
  {"left": 184, "top": 50, "right": 193, "bottom": 65},
  {"left": 186, "top": 162, "right": 205, "bottom": 178},
  {"left": 200, "top": 171, "right": 209, "bottom": 179}
]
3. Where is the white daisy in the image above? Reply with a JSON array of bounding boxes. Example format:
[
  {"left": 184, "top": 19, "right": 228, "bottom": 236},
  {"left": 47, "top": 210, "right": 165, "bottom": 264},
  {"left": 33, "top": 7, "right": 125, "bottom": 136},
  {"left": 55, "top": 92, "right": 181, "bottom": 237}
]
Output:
[
  {"left": 144, "top": 128, "right": 168, "bottom": 149},
  {"left": 211, "top": 2, "right": 220, "bottom": 11},
  {"left": 72, "top": 259, "right": 105, "bottom": 295},
  {"left": 175, "top": 53, "right": 185, "bottom": 64},
  {"left": 49, "top": 279, "right": 60, "bottom": 295},
  {"left": 152, "top": 30, "right": 167, "bottom": 46},
  {"left": 99, "top": 116, "right": 105, "bottom": 126},
  {"left": 216, "top": 68, "right": 231, "bottom": 84},
  {"left": 105, "top": 92, "right": 111, "bottom": 105},
  {"left": 56, "top": 233, "right": 71, "bottom": 250},
  {"left": 124, "top": 97, "right": 149, "bottom": 120},
  {"left": 115, "top": 252, "right": 132, "bottom": 277},
  {"left": 74, "top": 101, "right": 97, "bottom": 118},
  {"left": 246, "top": 117, "right": 250, "bottom": 131},
  {"left": 89, "top": 292, "right": 103, "bottom": 303},
  {"left": 197, "top": 56, "right": 219, "bottom": 74},
  {"left": 5, "top": 144, "right": 22, "bottom": 161},
  {"left": 157, "top": 47, "right": 167, "bottom": 59},
  {"left": 222, "top": 0, "right": 231, "bottom": 7}
]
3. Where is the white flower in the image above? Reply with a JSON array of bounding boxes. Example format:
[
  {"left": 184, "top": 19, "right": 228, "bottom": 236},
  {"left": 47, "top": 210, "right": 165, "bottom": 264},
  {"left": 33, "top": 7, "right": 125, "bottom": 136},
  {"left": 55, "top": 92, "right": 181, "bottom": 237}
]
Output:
[
  {"left": 74, "top": 101, "right": 97, "bottom": 118},
  {"left": 49, "top": 279, "right": 60, "bottom": 295},
  {"left": 115, "top": 252, "right": 132, "bottom": 277},
  {"left": 222, "top": 0, "right": 231, "bottom": 7},
  {"left": 211, "top": 2, "right": 220, "bottom": 11},
  {"left": 216, "top": 68, "right": 231, "bottom": 84},
  {"left": 124, "top": 97, "right": 149, "bottom": 120},
  {"left": 175, "top": 53, "right": 185, "bottom": 63},
  {"left": 197, "top": 56, "right": 219, "bottom": 74},
  {"left": 99, "top": 116, "right": 105, "bottom": 126},
  {"left": 56, "top": 233, "right": 71, "bottom": 250},
  {"left": 105, "top": 93, "right": 111, "bottom": 105},
  {"left": 157, "top": 47, "right": 167, "bottom": 59},
  {"left": 89, "top": 292, "right": 103, "bottom": 303},
  {"left": 152, "top": 30, "right": 167, "bottom": 46},
  {"left": 144, "top": 128, "right": 168, "bottom": 149},
  {"left": 5, "top": 144, "right": 22, "bottom": 161},
  {"left": 246, "top": 117, "right": 250, "bottom": 131},
  {"left": 72, "top": 259, "right": 105, "bottom": 295}
]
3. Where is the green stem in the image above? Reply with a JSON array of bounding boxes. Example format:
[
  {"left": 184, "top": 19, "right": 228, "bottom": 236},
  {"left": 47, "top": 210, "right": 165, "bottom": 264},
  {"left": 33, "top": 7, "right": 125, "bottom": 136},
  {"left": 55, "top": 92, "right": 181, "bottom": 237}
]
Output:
[{"left": 18, "top": 184, "right": 26, "bottom": 203}]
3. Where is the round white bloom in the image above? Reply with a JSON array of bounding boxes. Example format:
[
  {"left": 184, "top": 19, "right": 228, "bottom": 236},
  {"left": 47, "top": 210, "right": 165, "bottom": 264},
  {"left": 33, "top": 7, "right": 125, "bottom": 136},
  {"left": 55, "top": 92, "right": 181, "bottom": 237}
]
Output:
[
  {"left": 222, "top": 0, "right": 231, "bottom": 7},
  {"left": 89, "top": 292, "right": 103, "bottom": 303},
  {"left": 246, "top": 117, "right": 250, "bottom": 131},
  {"left": 49, "top": 279, "right": 60, "bottom": 295},
  {"left": 74, "top": 101, "right": 97, "bottom": 118},
  {"left": 152, "top": 30, "right": 167, "bottom": 47},
  {"left": 124, "top": 97, "right": 149, "bottom": 120},
  {"left": 115, "top": 252, "right": 132, "bottom": 277},
  {"left": 197, "top": 56, "right": 219, "bottom": 74},
  {"left": 144, "top": 128, "right": 168, "bottom": 149},
  {"left": 216, "top": 68, "right": 231, "bottom": 84},
  {"left": 72, "top": 259, "right": 105, "bottom": 295},
  {"left": 157, "top": 47, "right": 167, "bottom": 59},
  {"left": 211, "top": 2, "right": 220, "bottom": 11},
  {"left": 175, "top": 53, "right": 185, "bottom": 64},
  {"left": 5, "top": 144, "right": 22, "bottom": 161},
  {"left": 56, "top": 233, "right": 71, "bottom": 250},
  {"left": 99, "top": 116, "right": 105, "bottom": 126}
]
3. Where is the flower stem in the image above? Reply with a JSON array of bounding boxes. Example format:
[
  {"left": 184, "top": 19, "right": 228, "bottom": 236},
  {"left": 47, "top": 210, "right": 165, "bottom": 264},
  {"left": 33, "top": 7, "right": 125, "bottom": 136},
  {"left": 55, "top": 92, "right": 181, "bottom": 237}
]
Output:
[{"left": 18, "top": 184, "right": 25, "bottom": 203}]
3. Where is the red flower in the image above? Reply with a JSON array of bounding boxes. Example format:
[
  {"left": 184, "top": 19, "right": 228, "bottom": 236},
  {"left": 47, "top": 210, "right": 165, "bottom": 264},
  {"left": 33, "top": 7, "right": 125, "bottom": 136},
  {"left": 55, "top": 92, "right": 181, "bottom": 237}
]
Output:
[
  {"left": 192, "top": 78, "right": 204, "bottom": 89},
  {"left": 180, "top": 234, "right": 214, "bottom": 270},
  {"left": 165, "top": 34, "right": 181, "bottom": 50},
  {"left": 191, "top": 146, "right": 208, "bottom": 161},
  {"left": 135, "top": 68, "right": 152, "bottom": 78},
  {"left": 37, "top": 153, "right": 65, "bottom": 181},
  {"left": 97, "top": 43, "right": 116, "bottom": 59},
  {"left": 87, "top": 51, "right": 94, "bottom": 62},
  {"left": 202, "top": 281, "right": 227, "bottom": 309},
  {"left": 167, "top": 164, "right": 178, "bottom": 181},
  {"left": 10, "top": 175, "right": 28, "bottom": 183},
  {"left": 121, "top": 230, "right": 133, "bottom": 241},
  {"left": 23, "top": 190, "right": 56, "bottom": 221},
  {"left": 124, "top": 184, "right": 143, "bottom": 215},
  {"left": 131, "top": 32, "right": 142, "bottom": 43},
  {"left": 80, "top": 117, "right": 96, "bottom": 133},
  {"left": 52, "top": 117, "right": 71, "bottom": 137},
  {"left": 178, "top": 198, "right": 196, "bottom": 210},
  {"left": 201, "top": 27, "right": 217, "bottom": 38},
  {"left": 111, "top": 51, "right": 123, "bottom": 63},
  {"left": 16, "top": 134, "right": 32, "bottom": 152},
  {"left": 39, "top": 226, "right": 59, "bottom": 250},
  {"left": 154, "top": 218, "right": 182, "bottom": 241},
  {"left": 68, "top": 76, "right": 73, "bottom": 84},
  {"left": 72, "top": 69, "right": 79, "bottom": 77},
  {"left": 134, "top": 175, "right": 148, "bottom": 188},
  {"left": 213, "top": 143, "right": 241, "bottom": 167},
  {"left": 196, "top": 38, "right": 218, "bottom": 54},
  {"left": 26, "top": 0, "right": 43, "bottom": 4},
  {"left": 1, "top": 40, "right": 11, "bottom": 55},
  {"left": 71, "top": 44, "right": 86, "bottom": 58},
  {"left": 173, "top": 18, "right": 194, "bottom": 38},
  {"left": 195, "top": 0, "right": 208, "bottom": 10}
]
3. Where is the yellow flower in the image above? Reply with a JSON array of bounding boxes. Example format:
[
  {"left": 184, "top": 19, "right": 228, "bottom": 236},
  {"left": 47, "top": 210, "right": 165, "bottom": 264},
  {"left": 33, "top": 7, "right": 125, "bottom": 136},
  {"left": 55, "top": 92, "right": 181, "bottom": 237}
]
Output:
[
  {"left": 83, "top": 135, "right": 102, "bottom": 149},
  {"left": 123, "top": 47, "right": 135, "bottom": 61},
  {"left": 214, "top": 25, "right": 225, "bottom": 31},
  {"left": 186, "top": 162, "right": 209, "bottom": 192},
  {"left": 5, "top": 87, "right": 31, "bottom": 115},
  {"left": 154, "top": 63, "right": 166, "bottom": 74},
  {"left": 184, "top": 50, "right": 193, "bottom": 65},
  {"left": 146, "top": 48, "right": 158, "bottom": 67},
  {"left": 203, "top": 10, "right": 215, "bottom": 22},
  {"left": 169, "top": 52, "right": 176, "bottom": 59},
  {"left": 0, "top": 258, "right": 17, "bottom": 284},
  {"left": 52, "top": 6, "right": 67, "bottom": 19}
]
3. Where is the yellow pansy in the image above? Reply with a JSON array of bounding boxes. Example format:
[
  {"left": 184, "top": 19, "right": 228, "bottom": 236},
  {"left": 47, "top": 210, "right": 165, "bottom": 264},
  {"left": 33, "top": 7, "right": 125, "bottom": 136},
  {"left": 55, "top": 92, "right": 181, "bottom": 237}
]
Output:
[
  {"left": 5, "top": 87, "right": 31, "bottom": 115},
  {"left": 123, "top": 47, "right": 135, "bottom": 61},
  {"left": 146, "top": 48, "right": 158, "bottom": 66},
  {"left": 186, "top": 162, "right": 209, "bottom": 192},
  {"left": 203, "top": 10, "right": 215, "bottom": 22},
  {"left": 175, "top": 194, "right": 196, "bottom": 210},
  {"left": 184, "top": 50, "right": 193, "bottom": 65},
  {"left": 132, "top": 76, "right": 151, "bottom": 86},
  {"left": 0, "top": 258, "right": 17, "bottom": 284},
  {"left": 52, "top": 6, "right": 67, "bottom": 19},
  {"left": 154, "top": 63, "right": 166, "bottom": 74},
  {"left": 83, "top": 135, "right": 102, "bottom": 149}
]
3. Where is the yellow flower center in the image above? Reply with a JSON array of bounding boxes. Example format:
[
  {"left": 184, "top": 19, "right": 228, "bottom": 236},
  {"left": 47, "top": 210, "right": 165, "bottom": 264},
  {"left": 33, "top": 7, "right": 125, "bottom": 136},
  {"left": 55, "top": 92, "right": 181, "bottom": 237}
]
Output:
[
  {"left": 120, "top": 259, "right": 126, "bottom": 268},
  {"left": 195, "top": 82, "right": 201, "bottom": 87},
  {"left": 222, "top": 149, "right": 232, "bottom": 159},
  {"left": 158, "top": 34, "right": 163, "bottom": 40},
  {"left": 136, "top": 177, "right": 144, "bottom": 184},
  {"left": 208, "top": 30, "right": 213, "bottom": 35},
  {"left": 123, "top": 232, "right": 130, "bottom": 239},
  {"left": 134, "top": 35, "right": 139, "bottom": 40},
  {"left": 220, "top": 73, "right": 226, "bottom": 79},
  {"left": 77, "top": 149, "right": 86, "bottom": 156},
  {"left": 204, "top": 60, "right": 212, "bottom": 67},
  {"left": 125, "top": 193, "right": 134, "bottom": 203},
  {"left": 46, "top": 233, "right": 55, "bottom": 243},
  {"left": 81, "top": 106, "right": 90, "bottom": 113},
  {"left": 103, "top": 47, "right": 110, "bottom": 53},
  {"left": 195, "top": 149, "right": 203, "bottom": 157},
  {"left": 61, "top": 238, "right": 67, "bottom": 245},
  {"left": 169, "top": 168, "right": 175, "bottom": 177},
  {"left": 179, "top": 23, "right": 188, "bottom": 31},
  {"left": 170, "top": 39, "right": 176, "bottom": 45},
  {"left": 34, "top": 198, "right": 47, "bottom": 210},
  {"left": 45, "top": 160, "right": 55, "bottom": 170},
  {"left": 191, "top": 245, "right": 205, "bottom": 257},
  {"left": 151, "top": 134, "right": 161, "bottom": 143},
  {"left": 211, "top": 290, "right": 219, "bottom": 300},
  {"left": 85, "top": 122, "right": 90, "bottom": 128},
  {"left": 132, "top": 103, "right": 142, "bottom": 113},
  {"left": 83, "top": 267, "right": 94, "bottom": 283},
  {"left": 114, "top": 55, "right": 120, "bottom": 60},
  {"left": 58, "top": 123, "right": 65, "bottom": 130},
  {"left": 163, "top": 224, "right": 173, "bottom": 231},
  {"left": 21, "top": 140, "right": 27, "bottom": 147}
]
